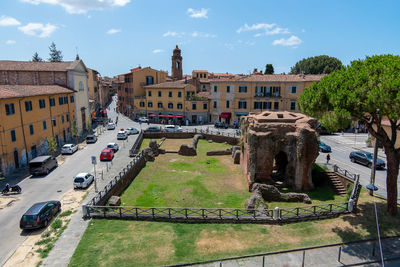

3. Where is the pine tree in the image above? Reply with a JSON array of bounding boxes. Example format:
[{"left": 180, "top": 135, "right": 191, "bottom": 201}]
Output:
[
  {"left": 32, "top": 52, "right": 43, "bottom": 62},
  {"left": 48, "top": 42, "right": 63, "bottom": 62},
  {"left": 264, "top": 64, "right": 274, "bottom": 74}
]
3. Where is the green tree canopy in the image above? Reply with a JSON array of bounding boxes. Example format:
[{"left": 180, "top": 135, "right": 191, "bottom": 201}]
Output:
[
  {"left": 32, "top": 52, "right": 43, "bottom": 62},
  {"left": 290, "top": 55, "right": 342, "bottom": 74},
  {"left": 48, "top": 42, "right": 63, "bottom": 62},
  {"left": 264, "top": 64, "right": 274, "bottom": 74},
  {"left": 299, "top": 54, "right": 400, "bottom": 215}
]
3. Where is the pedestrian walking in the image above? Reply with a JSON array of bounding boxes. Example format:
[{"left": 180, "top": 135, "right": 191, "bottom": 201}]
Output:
[{"left": 326, "top": 154, "right": 331, "bottom": 164}]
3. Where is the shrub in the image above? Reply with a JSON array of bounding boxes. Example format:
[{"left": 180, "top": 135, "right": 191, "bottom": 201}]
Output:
[
  {"left": 51, "top": 219, "right": 62, "bottom": 230},
  {"left": 346, "top": 183, "right": 353, "bottom": 200},
  {"left": 59, "top": 210, "right": 73, "bottom": 217},
  {"left": 312, "top": 164, "right": 327, "bottom": 186}
]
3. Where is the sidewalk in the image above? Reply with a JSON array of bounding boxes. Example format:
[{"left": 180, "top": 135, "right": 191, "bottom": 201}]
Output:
[
  {"left": 41, "top": 125, "right": 136, "bottom": 266},
  {"left": 195, "top": 237, "right": 400, "bottom": 267}
]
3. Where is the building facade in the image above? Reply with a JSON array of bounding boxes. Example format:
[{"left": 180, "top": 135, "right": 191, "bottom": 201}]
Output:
[
  {"left": 209, "top": 74, "right": 324, "bottom": 125},
  {"left": 118, "top": 67, "right": 167, "bottom": 118},
  {"left": 0, "top": 59, "right": 90, "bottom": 134},
  {"left": 0, "top": 85, "right": 75, "bottom": 175}
]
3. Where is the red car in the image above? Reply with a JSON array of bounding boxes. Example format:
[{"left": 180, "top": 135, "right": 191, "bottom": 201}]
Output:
[{"left": 100, "top": 149, "right": 114, "bottom": 161}]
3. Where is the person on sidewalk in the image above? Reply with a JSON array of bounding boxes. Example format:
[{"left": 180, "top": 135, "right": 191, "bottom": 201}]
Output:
[{"left": 326, "top": 154, "right": 331, "bottom": 164}]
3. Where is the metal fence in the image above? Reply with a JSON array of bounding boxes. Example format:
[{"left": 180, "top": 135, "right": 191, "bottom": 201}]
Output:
[
  {"left": 129, "top": 130, "right": 144, "bottom": 157},
  {"left": 333, "top": 164, "right": 358, "bottom": 181},
  {"left": 87, "top": 151, "right": 145, "bottom": 206},
  {"left": 85, "top": 201, "right": 352, "bottom": 223}
]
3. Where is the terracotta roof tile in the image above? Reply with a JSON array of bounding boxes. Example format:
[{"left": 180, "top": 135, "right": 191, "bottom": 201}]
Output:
[
  {"left": 144, "top": 80, "right": 192, "bottom": 89},
  {"left": 210, "top": 74, "right": 325, "bottom": 83},
  {"left": 0, "top": 85, "right": 75, "bottom": 99},
  {"left": 0, "top": 60, "right": 77, "bottom": 72}
]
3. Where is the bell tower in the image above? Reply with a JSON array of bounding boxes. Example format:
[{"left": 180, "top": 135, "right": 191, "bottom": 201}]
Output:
[{"left": 171, "top": 45, "right": 183, "bottom": 80}]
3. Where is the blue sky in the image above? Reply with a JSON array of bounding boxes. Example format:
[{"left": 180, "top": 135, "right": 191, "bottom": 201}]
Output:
[{"left": 0, "top": 0, "right": 399, "bottom": 77}]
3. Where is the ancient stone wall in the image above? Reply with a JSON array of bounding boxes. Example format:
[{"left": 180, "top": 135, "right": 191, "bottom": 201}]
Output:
[{"left": 241, "top": 111, "right": 319, "bottom": 191}]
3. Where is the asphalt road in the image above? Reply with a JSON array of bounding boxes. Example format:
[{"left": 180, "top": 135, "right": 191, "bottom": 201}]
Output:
[
  {"left": 0, "top": 96, "right": 141, "bottom": 265},
  {"left": 318, "top": 134, "right": 400, "bottom": 202}
]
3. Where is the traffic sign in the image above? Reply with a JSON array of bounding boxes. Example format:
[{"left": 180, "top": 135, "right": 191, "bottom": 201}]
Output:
[{"left": 91, "top": 156, "right": 97, "bottom": 165}]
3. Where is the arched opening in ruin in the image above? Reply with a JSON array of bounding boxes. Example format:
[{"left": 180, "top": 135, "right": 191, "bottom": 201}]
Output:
[{"left": 271, "top": 151, "right": 288, "bottom": 181}]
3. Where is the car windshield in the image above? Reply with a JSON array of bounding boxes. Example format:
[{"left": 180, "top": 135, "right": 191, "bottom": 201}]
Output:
[
  {"left": 74, "top": 177, "right": 85, "bottom": 183},
  {"left": 320, "top": 142, "right": 326, "bottom": 146},
  {"left": 22, "top": 215, "right": 38, "bottom": 222},
  {"left": 62, "top": 145, "right": 70, "bottom": 148},
  {"left": 366, "top": 153, "right": 373, "bottom": 159},
  {"left": 101, "top": 152, "right": 109, "bottom": 155},
  {"left": 29, "top": 162, "right": 43, "bottom": 168}
]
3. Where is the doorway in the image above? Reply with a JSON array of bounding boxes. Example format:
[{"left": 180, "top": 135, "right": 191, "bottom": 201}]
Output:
[{"left": 14, "top": 150, "right": 19, "bottom": 169}]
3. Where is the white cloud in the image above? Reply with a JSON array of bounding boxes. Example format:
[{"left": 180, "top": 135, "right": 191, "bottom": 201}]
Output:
[
  {"left": 162, "top": 31, "right": 184, "bottom": 37},
  {"left": 6, "top": 40, "right": 16, "bottom": 45},
  {"left": 107, "top": 28, "right": 121, "bottom": 34},
  {"left": 187, "top": 8, "right": 208, "bottom": 18},
  {"left": 272, "top": 35, "right": 302, "bottom": 47},
  {"left": 152, "top": 49, "right": 164, "bottom": 54},
  {"left": 21, "top": 0, "right": 130, "bottom": 14},
  {"left": 18, "top": 23, "right": 57, "bottom": 38},
  {"left": 0, "top": 16, "right": 21, "bottom": 26},
  {"left": 301, "top": 29, "right": 306, "bottom": 33},
  {"left": 237, "top": 23, "right": 290, "bottom": 36},
  {"left": 191, "top": 31, "right": 216, "bottom": 38}
]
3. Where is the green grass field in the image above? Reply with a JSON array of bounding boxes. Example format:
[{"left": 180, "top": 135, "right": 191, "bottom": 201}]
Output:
[
  {"left": 70, "top": 190, "right": 400, "bottom": 267},
  {"left": 69, "top": 138, "right": 398, "bottom": 266}
]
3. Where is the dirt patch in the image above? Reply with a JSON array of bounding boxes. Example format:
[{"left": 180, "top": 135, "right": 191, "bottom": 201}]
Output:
[
  {"left": 218, "top": 156, "right": 245, "bottom": 191},
  {"left": 0, "top": 196, "right": 19, "bottom": 209},
  {"left": 4, "top": 189, "right": 87, "bottom": 267},
  {"left": 196, "top": 230, "right": 251, "bottom": 254}
]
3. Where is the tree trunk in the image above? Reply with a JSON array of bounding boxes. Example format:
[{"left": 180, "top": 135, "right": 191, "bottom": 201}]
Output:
[{"left": 384, "top": 147, "right": 399, "bottom": 215}]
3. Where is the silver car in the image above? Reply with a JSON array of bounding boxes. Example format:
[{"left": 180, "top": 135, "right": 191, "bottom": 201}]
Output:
[
  {"left": 61, "top": 144, "right": 78, "bottom": 154},
  {"left": 74, "top": 173, "right": 94, "bottom": 189}
]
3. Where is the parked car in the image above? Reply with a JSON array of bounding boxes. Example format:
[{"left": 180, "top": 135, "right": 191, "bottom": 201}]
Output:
[
  {"left": 86, "top": 135, "right": 97, "bottom": 144},
  {"left": 61, "top": 144, "right": 78, "bottom": 155},
  {"left": 107, "top": 142, "right": 119, "bottom": 152},
  {"left": 138, "top": 117, "right": 149, "bottom": 123},
  {"left": 100, "top": 149, "right": 114, "bottom": 161},
  {"left": 214, "top": 122, "right": 228, "bottom": 129},
  {"left": 319, "top": 141, "right": 331, "bottom": 153},
  {"left": 107, "top": 122, "right": 116, "bottom": 130},
  {"left": 28, "top": 155, "right": 58, "bottom": 176},
  {"left": 73, "top": 172, "right": 94, "bottom": 189},
  {"left": 117, "top": 130, "right": 128, "bottom": 140},
  {"left": 164, "top": 125, "right": 183, "bottom": 132},
  {"left": 20, "top": 200, "right": 61, "bottom": 230},
  {"left": 144, "top": 126, "right": 161, "bottom": 132},
  {"left": 349, "top": 151, "right": 386, "bottom": 169},
  {"left": 126, "top": 127, "right": 139, "bottom": 135}
]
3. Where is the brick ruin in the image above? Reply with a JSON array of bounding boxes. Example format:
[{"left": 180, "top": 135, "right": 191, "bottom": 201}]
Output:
[{"left": 241, "top": 111, "right": 319, "bottom": 191}]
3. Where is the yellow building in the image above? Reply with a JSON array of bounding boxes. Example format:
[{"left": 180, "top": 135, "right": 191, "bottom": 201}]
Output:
[
  {"left": 136, "top": 80, "right": 209, "bottom": 124},
  {"left": 209, "top": 74, "right": 324, "bottom": 125},
  {"left": 118, "top": 66, "right": 167, "bottom": 117},
  {"left": 0, "top": 85, "right": 76, "bottom": 175}
]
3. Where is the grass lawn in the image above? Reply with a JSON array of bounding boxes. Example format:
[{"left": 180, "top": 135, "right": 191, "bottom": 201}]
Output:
[
  {"left": 122, "top": 139, "right": 346, "bottom": 209},
  {"left": 121, "top": 139, "right": 250, "bottom": 208},
  {"left": 70, "top": 189, "right": 400, "bottom": 267}
]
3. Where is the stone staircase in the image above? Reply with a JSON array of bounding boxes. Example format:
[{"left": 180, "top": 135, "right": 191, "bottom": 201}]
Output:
[{"left": 325, "top": 171, "right": 347, "bottom": 195}]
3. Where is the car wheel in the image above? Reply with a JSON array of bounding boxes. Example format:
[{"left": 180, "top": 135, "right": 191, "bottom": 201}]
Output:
[
  {"left": 44, "top": 219, "right": 48, "bottom": 227},
  {"left": 351, "top": 158, "right": 355, "bottom": 163},
  {"left": 46, "top": 168, "right": 49, "bottom": 174},
  {"left": 368, "top": 162, "right": 372, "bottom": 168}
]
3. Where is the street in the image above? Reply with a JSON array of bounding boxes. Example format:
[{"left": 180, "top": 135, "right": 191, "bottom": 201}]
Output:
[
  {"left": 0, "top": 96, "right": 140, "bottom": 265},
  {"left": 318, "top": 133, "right": 400, "bottom": 202}
]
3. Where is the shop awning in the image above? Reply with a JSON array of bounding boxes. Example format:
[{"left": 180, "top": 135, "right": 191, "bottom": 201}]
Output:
[
  {"left": 102, "top": 110, "right": 107, "bottom": 114},
  {"left": 219, "top": 112, "right": 231, "bottom": 119},
  {"left": 148, "top": 114, "right": 184, "bottom": 118},
  {"left": 236, "top": 112, "right": 248, "bottom": 116},
  {"left": 148, "top": 114, "right": 157, "bottom": 117}
]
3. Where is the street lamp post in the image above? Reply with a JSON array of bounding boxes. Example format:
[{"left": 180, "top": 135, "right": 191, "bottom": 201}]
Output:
[{"left": 368, "top": 109, "right": 380, "bottom": 196}]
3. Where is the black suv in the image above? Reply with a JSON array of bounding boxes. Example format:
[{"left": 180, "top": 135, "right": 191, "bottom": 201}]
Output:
[
  {"left": 20, "top": 201, "right": 61, "bottom": 230},
  {"left": 214, "top": 122, "right": 228, "bottom": 129}
]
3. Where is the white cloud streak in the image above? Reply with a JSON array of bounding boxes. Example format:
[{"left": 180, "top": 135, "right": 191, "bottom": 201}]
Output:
[
  {"left": 152, "top": 49, "right": 164, "bottom": 53},
  {"left": 0, "top": 16, "right": 21, "bottom": 26},
  {"left": 187, "top": 8, "right": 208, "bottom": 18},
  {"left": 237, "top": 23, "right": 290, "bottom": 36},
  {"left": 21, "top": 0, "right": 130, "bottom": 14},
  {"left": 272, "top": 35, "right": 302, "bottom": 47},
  {"left": 18, "top": 23, "right": 57, "bottom": 38},
  {"left": 191, "top": 31, "right": 216, "bottom": 38},
  {"left": 107, "top": 28, "right": 121, "bottom": 34},
  {"left": 163, "top": 31, "right": 182, "bottom": 37},
  {"left": 6, "top": 40, "right": 16, "bottom": 45}
]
